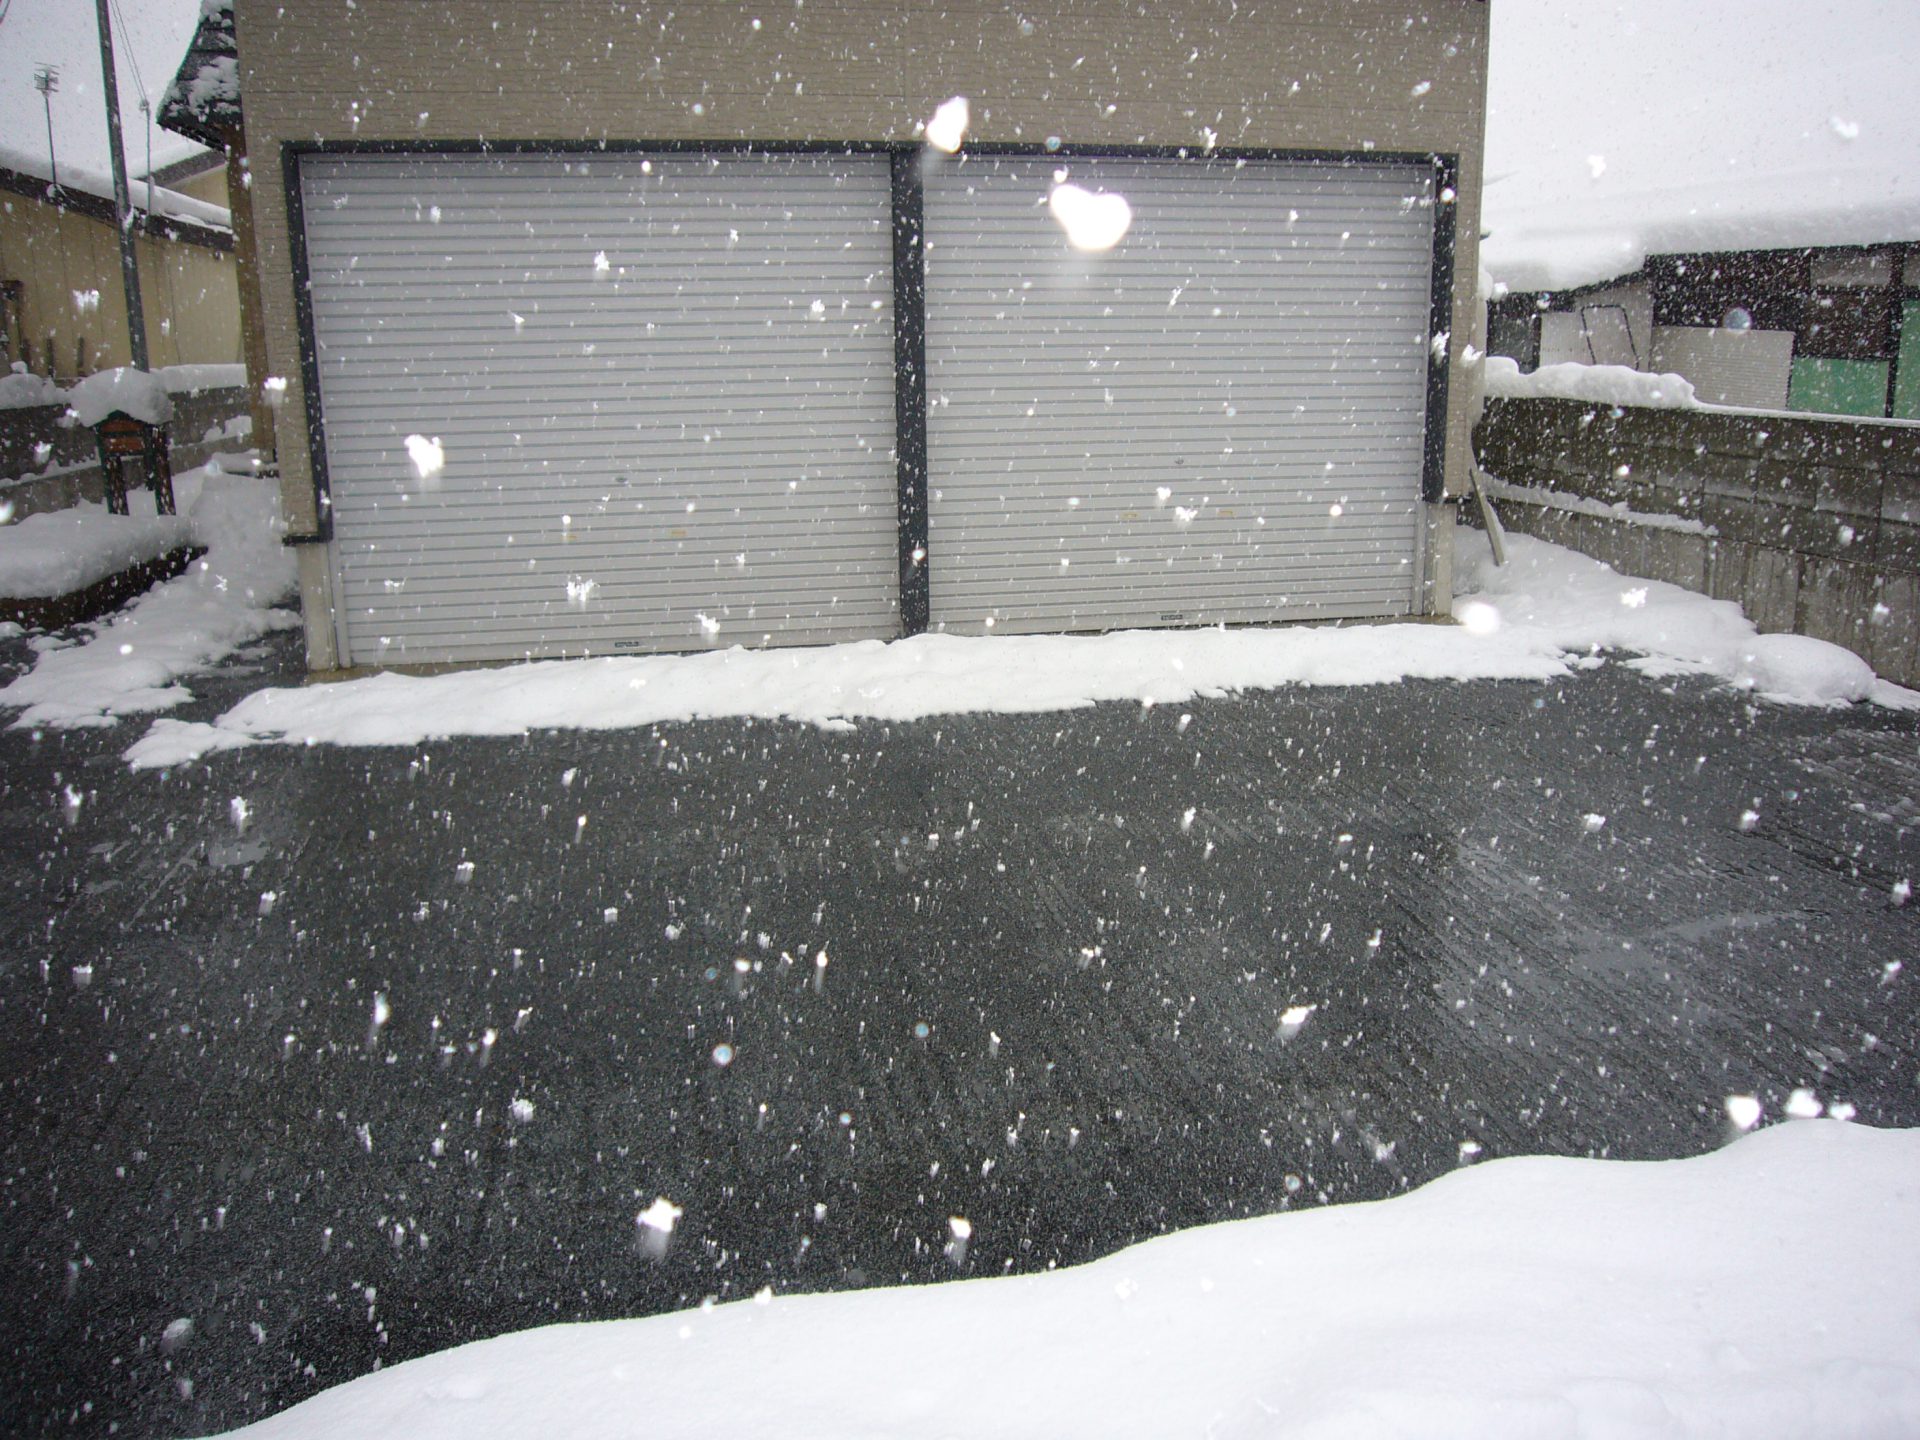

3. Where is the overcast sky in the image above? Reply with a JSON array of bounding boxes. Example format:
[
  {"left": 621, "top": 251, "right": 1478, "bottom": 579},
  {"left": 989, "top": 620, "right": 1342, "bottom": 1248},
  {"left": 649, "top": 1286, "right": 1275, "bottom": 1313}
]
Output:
[
  {"left": 3, "top": 0, "right": 1913, "bottom": 285},
  {"left": 0, "top": 0, "right": 204, "bottom": 183},
  {"left": 1483, "top": 0, "right": 1915, "bottom": 286}
]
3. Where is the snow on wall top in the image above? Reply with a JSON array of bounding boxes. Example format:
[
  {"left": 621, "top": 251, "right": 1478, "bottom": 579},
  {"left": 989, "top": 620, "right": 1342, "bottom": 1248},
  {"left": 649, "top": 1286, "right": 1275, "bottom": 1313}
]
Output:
[
  {"left": 0, "top": 143, "right": 231, "bottom": 233},
  {"left": 1483, "top": 357, "right": 1700, "bottom": 410},
  {"left": 0, "top": 365, "right": 66, "bottom": 411},
  {"left": 1483, "top": 0, "right": 1920, "bottom": 291},
  {"left": 69, "top": 368, "right": 175, "bottom": 428},
  {"left": 1, "top": 363, "right": 246, "bottom": 414}
]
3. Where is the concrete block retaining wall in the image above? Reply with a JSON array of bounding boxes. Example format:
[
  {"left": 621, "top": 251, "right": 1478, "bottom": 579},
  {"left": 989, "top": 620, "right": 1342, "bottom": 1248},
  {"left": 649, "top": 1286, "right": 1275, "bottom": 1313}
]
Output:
[{"left": 1475, "top": 396, "right": 1920, "bottom": 688}]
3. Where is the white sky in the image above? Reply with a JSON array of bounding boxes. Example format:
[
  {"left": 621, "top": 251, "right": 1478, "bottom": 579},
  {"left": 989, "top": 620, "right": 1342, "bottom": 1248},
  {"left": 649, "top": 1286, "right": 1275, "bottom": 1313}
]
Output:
[
  {"left": 0, "top": 0, "right": 206, "bottom": 182},
  {"left": 1484, "top": 0, "right": 1920, "bottom": 288},
  {"left": 3, "top": 1, "right": 1912, "bottom": 290}
]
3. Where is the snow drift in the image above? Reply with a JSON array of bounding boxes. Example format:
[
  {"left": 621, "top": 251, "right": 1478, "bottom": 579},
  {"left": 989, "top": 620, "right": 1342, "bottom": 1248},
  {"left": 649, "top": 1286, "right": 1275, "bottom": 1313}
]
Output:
[{"left": 207, "top": 1119, "right": 1920, "bottom": 1440}]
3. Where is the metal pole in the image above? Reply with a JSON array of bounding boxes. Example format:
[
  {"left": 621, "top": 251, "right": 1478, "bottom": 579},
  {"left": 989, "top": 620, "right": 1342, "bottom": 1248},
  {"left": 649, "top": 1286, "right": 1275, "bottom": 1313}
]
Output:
[
  {"left": 32, "top": 66, "right": 58, "bottom": 188},
  {"left": 141, "top": 98, "right": 154, "bottom": 216},
  {"left": 93, "top": 0, "right": 148, "bottom": 370}
]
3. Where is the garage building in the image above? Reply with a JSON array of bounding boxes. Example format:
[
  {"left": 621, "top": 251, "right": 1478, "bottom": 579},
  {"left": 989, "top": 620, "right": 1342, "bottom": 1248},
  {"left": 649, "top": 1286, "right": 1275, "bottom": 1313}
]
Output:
[{"left": 240, "top": 1, "right": 1489, "bottom": 670}]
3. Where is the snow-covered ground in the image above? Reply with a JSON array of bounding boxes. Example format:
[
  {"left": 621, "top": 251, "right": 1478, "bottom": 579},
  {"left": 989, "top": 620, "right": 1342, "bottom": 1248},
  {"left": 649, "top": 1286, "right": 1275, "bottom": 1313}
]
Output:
[
  {"left": 0, "top": 457, "right": 295, "bottom": 727},
  {"left": 117, "top": 525, "right": 1916, "bottom": 769},
  {"left": 207, "top": 1117, "right": 1920, "bottom": 1440},
  {"left": 0, "top": 496, "right": 192, "bottom": 599}
]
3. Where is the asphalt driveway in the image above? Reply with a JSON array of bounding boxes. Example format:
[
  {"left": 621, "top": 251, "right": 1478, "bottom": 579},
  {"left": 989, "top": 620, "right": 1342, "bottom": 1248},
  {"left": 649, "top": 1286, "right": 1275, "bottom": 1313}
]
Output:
[{"left": 2, "top": 626, "right": 1916, "bottom": 1437}]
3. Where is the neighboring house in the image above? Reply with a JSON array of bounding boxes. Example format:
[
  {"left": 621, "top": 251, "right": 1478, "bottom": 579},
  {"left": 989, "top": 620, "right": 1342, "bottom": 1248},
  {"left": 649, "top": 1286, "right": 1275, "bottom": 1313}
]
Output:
[
  {"left": 1488, "top": 242, "right": 1920, "bottom": 419},
  {"left": 237, "top": 0, "right": 1491, "bottom": 672},
  {"left": 0, "top": 148, "right": 241, "bottom": 379}
]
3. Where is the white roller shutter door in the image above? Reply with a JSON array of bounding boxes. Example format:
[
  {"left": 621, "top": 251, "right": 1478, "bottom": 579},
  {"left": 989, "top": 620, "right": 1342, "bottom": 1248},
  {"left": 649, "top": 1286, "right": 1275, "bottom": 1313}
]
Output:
[
  {"left": 300, "top": 152, "right": 898, "bottom": 665},
  {"left": 922, "top": 156, "right": 1435, "bottom": 634}
]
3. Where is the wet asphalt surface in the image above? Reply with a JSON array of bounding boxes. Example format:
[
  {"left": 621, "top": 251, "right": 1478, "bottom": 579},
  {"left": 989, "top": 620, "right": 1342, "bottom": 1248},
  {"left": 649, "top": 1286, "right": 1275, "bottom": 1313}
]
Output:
[{"left": 1, "top": 620, "right": 1916, "bottom": 1438}]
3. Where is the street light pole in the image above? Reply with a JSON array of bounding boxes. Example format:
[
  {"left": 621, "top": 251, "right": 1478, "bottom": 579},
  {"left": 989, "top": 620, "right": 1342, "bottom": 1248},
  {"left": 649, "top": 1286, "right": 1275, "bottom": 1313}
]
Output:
[
  {"left": 92, "top": 0, "right": 149, "bottom": 371},
  {"left": 32, "top": 65, "right": 58, "bottom": 188}
]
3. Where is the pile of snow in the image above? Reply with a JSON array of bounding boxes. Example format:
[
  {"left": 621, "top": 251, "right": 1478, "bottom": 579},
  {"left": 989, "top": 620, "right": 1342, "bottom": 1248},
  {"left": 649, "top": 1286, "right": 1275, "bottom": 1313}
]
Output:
[
  {"left": 125, "top": 620, "right": 1569, "bottom": 767},
  {"left": 0, "top": 499, "right": 192, "bottom": 599},
  {"left": 0, "top": 363, "right": 67, "bottom": 410},
  {"left": 173, "top": 52, "right": 238, "bottom": 124},
  {"left": 1455, "top": 530, "right": 1909, "bottom": 708},
  {"left": 161, "top": 0, "right": 238, "bottom": 125},
  {"left": 210, "top": 1119, "right": 1920, "bottom": 1440},
  {"left": 0, "top": 458, "right": 295, "bottom": 728},
  {"left": 1484, "top": 1, "right": 1920, "bottom": 291},
  {"left": 68, "top": 367, "right": 175, "bottom": 427},
  {"left": 126, "top": 526, "right": 1914, "bottom": 769},
  {"left": 1483, "top": 356, "right": 1700, "bottom": 409}
]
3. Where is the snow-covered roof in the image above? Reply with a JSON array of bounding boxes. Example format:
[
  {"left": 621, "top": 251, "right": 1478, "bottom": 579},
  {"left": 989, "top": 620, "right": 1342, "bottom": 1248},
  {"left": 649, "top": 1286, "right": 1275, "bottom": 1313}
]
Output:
[
  {"left": 158, "top": 0, "right": 238, "bottom": 150},
  {"left": 1482, "top": 0, "right": 1920, "bottom": 292}
]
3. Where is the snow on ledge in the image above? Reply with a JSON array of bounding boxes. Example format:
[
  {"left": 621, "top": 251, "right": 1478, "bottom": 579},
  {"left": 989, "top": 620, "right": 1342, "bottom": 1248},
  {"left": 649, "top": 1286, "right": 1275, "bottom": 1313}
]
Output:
[
  {"left": 200, "top": 1119, "right": 1920, "bottom": 1440},
  {"left": 0, "top": 364, "right": 67, "bottom": 411},
  {"left": 1484, "top": 356, "right": 1700, "bottom": 409},
  {"left": 1480, "top": 473, "right": 1717, "bottom": 537},
  {"left": 0, "top": 501, "right": 192, "bottom": 599},
  {"left": 158, "top": 363, "right": 248, "bottom": 396}
]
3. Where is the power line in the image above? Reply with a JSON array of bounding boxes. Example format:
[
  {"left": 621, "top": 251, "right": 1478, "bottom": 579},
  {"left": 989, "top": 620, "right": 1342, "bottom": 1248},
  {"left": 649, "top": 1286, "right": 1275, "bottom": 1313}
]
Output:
[{"left": 108, "top": 0, "right": 148, "bottom": 107}]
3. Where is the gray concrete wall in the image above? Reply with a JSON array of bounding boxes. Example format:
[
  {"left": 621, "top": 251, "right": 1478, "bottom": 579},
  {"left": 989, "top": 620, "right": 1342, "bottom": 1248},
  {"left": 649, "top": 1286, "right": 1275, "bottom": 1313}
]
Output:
[{"left": 1475, "top": 397, "right": 1920, "bottom": 688}]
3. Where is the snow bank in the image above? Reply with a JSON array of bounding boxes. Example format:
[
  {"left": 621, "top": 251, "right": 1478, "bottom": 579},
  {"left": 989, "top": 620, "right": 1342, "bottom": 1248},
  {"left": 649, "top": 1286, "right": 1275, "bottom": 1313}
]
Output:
[
  {"left": 0, "top": 460, "right": 295, "bottom": 728},
  {"left": 68, "top": 367, "right": 175, "bottom": 427},
  {"left": 1484, "top": 355, "right": 1699, "bottom": 409},
  {"left": 0, "top": 499, "right": 192, "bottom": 599},
  {"left": 208, "top": 1119, "right": 1920, "bottom": 1440},
  {"left": 126, "top": 621, "right": 1571, "bottom": 768},
  {"left": 126, "top": 523, "right": 1916, "bottom": 769},
  {"left": 0, "top": 363, "right": 67, "bottom": 410},
  {"left": 1454, "top": 529, "right": 1912, "bottom": 708}
]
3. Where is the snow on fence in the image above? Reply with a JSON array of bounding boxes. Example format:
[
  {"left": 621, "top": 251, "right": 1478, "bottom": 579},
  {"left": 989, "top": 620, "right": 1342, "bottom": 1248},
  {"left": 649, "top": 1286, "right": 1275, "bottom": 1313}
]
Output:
[{"left": 1474, "top": 396, "right": 1920, "bottom": 687}]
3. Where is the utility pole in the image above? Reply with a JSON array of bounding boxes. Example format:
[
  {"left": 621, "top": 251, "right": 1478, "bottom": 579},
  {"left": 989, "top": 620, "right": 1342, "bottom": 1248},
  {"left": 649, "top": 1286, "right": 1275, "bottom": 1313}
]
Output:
[{"left": 93, "top": 0, "right": 149, "bottom": 371}]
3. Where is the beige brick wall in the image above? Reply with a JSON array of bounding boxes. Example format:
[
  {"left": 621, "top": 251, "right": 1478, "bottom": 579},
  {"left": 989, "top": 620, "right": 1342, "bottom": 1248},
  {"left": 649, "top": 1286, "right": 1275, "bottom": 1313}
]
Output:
[
  {"left": 236, "top": 0, "right": 1487, "bottom": 655},
  {"left": 0, "top": 190, "right": 241, "bottom": 377}
]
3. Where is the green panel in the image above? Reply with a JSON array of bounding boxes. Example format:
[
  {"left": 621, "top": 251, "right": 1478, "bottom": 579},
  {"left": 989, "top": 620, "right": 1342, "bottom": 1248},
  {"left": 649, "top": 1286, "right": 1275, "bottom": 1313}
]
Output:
[
  {"left": 1788, "top": 356, "right": 1890, "bottom": 417},
  {"left": 1894, "top": 301, "right": 1920, "bottom": 422}
]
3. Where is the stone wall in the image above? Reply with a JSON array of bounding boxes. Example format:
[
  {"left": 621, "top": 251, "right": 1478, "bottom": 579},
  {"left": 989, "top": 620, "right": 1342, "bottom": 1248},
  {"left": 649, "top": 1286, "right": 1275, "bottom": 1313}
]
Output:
[
  {"left": 1474, "top": 396, "right": 1920, "bottom": 688},
  {"left": 1, "top": 387, "right": 253, "bottom": 519}
]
